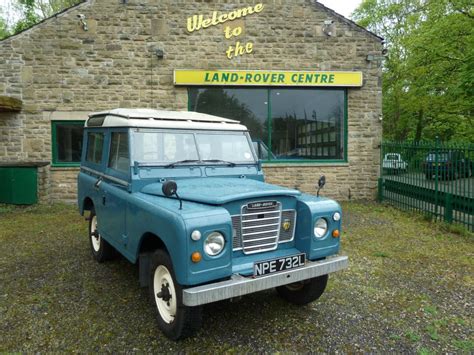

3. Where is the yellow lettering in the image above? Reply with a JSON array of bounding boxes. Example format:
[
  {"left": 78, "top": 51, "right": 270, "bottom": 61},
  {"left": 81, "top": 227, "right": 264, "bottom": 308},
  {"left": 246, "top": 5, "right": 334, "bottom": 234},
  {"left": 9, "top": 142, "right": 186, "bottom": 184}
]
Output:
[
  {"left": 254, "top": 4, "right": 264, "bottom": 13},
  {"left": 228, "top": 10, "right": 238, "bottom": 21},
  {"left": 232, "top": 26, "right": 242, "bottom": 37},
  {"left": 246, "top": 42, "right": 253, "bottom": 54},
  {"left": 218, "top": 13, "right": 228, "bottom": 23},
  {"left": 224, "top": 26, "right": 233, "bottom": 39},
  {"left": 188, "top": 4, "right": 263, "bottom": 32},
  {"left": 202, "top": 18, "right": 212, "bottom": 28}
]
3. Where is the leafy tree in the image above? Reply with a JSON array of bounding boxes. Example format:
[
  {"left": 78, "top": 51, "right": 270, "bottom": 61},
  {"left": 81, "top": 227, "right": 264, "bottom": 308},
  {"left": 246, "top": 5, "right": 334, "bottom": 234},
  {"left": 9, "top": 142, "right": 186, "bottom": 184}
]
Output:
[
  {"left": 352, "top": 0, "right": 474, "bottom": 142},
  {"left": 0, "top": 13, "right": 10, "bottom": 39},
  {"left": 1, "top": 0, "right": 82, "bottom": 39}
]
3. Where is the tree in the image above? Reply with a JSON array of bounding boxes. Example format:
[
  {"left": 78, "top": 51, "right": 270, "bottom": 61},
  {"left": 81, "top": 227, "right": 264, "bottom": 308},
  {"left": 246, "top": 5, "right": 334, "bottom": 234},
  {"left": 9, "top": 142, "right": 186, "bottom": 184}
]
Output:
[
  {"left": 352, "top": 0, "right": 474, "bottom": 142},
  {"left": 0, "top": 0, "right": 82, "bottom": 39}
]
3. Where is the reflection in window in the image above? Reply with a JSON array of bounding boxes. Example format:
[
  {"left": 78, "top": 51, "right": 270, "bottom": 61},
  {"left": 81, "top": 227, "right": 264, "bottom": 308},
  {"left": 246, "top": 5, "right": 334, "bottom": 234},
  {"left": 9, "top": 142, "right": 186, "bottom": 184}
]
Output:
[
  {"left": 108, "top": 132, "right": 130, "bottom": 174},
  {"left": 189, "top": 87, "right": 268, "bottom": 146},
  {"left": 134, "top": 132, "right": 198, "bottom": 163},
  {"left": 189, "top": 87, "right": 345, "bottom": 161},
  {"left": 52, "top": 121, "right": 84, "bottom": 164},
  {"left": 86, "top": 132, "right": 104, "bottom": 164},
  {"left": 195, "top": 133, "right": 254, "bottom": 163},
  {"left": 271, "top": 89, "right": 344, "bottom": 160}
]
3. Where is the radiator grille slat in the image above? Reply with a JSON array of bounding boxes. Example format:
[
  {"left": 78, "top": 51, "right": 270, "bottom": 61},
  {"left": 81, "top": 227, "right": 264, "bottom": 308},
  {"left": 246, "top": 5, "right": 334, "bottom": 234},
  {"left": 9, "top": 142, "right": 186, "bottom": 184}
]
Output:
[{"left": 231, "top": 202, "right": 297, "bottom": 254}]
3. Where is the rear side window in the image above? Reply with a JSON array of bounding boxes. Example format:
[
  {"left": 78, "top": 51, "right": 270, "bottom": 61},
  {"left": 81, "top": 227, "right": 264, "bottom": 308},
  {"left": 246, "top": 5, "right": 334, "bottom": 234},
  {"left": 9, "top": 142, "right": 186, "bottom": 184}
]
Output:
[
  {"left": 109, "top": 132, "right": 130, "bottom": 174},
  {"left": 86, "top": 132, "right": 104, "bottom": 164}
]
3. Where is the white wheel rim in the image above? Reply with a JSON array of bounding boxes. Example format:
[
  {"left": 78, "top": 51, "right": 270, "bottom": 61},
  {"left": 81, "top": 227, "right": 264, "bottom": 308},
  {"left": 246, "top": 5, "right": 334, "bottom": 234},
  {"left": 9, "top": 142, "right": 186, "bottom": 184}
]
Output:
[
  {"left": 153, "top": 265, "right": 177, "bottom": 324},
  {"left": 90, "top": 215, "right": 101, "bottom": 252}
]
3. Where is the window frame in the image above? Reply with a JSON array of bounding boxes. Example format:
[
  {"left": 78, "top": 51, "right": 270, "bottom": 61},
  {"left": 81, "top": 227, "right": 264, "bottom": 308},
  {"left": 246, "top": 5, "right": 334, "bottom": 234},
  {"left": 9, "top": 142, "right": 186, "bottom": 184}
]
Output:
[
  {"left": 187, "top": 87, "right": 348, "bottom": 164},
  {"left": 51, "top": 120, "right": 85, "bottom": 167}
]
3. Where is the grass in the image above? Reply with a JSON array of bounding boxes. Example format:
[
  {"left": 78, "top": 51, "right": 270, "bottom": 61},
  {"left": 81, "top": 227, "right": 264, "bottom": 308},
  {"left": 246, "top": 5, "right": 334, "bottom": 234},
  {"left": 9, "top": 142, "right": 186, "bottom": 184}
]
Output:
[{"left": 0, "top": 201, "right": 473, "bottom": 352}]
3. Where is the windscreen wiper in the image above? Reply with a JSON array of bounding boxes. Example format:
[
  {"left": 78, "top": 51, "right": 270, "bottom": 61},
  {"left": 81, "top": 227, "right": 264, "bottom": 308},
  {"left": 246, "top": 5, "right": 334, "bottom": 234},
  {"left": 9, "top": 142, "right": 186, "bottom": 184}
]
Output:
[
  {"left": 164, "top": 159, "right": 202, "bottom": 168},
  {"left": 202, "top": 159, "right": 236, "bottom": 167}
]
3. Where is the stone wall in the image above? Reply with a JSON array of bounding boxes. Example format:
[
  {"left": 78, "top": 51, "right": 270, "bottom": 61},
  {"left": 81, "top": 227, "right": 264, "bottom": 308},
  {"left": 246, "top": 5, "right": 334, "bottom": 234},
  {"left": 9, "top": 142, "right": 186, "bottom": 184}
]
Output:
[{"left": 0, "top": 0, "right": 382, "bottom": 203}]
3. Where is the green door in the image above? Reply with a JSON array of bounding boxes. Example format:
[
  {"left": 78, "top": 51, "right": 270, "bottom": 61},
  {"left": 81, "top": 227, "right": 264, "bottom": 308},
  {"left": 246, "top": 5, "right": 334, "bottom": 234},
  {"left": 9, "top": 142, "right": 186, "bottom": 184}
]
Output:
[{"left": 0, "top": 167, "right": 38, "bottom": 205}]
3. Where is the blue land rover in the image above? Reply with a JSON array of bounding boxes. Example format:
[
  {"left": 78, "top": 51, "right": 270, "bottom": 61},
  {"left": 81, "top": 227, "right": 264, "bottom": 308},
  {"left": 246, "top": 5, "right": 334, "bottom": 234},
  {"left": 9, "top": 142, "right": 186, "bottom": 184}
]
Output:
[{"left": 78, "top": 108, "right": 348, "bottom": 340}]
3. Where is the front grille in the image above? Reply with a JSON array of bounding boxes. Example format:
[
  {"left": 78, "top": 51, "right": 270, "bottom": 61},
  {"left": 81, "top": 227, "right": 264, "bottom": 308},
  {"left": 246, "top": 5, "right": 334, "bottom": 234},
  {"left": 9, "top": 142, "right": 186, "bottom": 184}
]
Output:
[{"left": 232, "top": 202, "right": 297, "bottom": 254}]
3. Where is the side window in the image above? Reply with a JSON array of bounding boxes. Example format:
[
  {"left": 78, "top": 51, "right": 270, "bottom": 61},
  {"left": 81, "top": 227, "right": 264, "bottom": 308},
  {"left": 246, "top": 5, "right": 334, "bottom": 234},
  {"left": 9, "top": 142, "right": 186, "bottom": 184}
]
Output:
[
  {"left": 86, "top": 132, "right": 104, "bottom": 164},
  {"left": 108, "top": 132, "right": 130, "bottom": 175}
]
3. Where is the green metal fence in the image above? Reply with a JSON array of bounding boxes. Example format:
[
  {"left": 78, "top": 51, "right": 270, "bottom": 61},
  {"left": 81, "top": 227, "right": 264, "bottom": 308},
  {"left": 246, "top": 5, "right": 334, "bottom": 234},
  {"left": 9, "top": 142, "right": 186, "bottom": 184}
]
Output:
[{"left": 378, "top": 140, "right": 474, "bottom": 231}]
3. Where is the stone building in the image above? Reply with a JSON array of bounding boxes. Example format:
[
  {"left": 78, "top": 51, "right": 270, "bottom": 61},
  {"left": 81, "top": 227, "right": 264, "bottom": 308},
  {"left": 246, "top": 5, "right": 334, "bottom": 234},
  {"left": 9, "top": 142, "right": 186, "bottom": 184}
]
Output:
[{"left": 0, "top": 0, "right": 383, "bottom": 204}]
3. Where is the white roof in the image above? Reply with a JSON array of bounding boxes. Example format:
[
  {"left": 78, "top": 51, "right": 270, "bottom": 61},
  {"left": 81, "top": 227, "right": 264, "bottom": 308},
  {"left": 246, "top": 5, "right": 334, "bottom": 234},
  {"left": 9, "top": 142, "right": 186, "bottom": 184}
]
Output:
[{"left": 87, "top": 108, "right": 247, "bottom": 131}]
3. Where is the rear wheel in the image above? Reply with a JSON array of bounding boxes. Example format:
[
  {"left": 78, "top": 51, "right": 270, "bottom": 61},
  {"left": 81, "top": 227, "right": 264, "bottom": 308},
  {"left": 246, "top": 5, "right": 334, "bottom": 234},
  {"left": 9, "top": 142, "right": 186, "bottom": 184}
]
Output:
[
  {"left": 276, "top": 274, "right": 328, "bottom": 305},
  {"left": 89, "top": 208, "right": 114, "bottom": 262},
  {"left": 149, "top": 249, "right": 202, "bottom": 340}
]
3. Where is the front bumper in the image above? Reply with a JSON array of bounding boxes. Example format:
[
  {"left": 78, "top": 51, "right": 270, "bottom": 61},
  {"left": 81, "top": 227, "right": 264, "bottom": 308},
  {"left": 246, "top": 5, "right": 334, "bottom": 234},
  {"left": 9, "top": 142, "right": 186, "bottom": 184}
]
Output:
[{"left": 183, "top": 255, "right": 348, "bottom": 306}]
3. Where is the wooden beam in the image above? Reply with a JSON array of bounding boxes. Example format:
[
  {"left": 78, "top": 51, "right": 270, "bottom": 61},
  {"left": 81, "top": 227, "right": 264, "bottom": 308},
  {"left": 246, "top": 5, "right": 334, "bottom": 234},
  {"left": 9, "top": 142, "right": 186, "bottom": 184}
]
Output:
[{"left": 0, "top": 96, "right": 22, "bottom": 112}]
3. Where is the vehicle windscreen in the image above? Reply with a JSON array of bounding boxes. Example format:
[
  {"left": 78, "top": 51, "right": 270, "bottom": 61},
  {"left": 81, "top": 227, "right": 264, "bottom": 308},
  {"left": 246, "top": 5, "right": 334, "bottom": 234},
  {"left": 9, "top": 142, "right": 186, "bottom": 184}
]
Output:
[
  {"left": 133, "top": 130, "right": 256, "bottom": 165},
  {"left": 385, "top": 154, "right": 400, "bottom": 160},
  {"left": 427, "top": 153, "right": 449, "bottom": 161}
]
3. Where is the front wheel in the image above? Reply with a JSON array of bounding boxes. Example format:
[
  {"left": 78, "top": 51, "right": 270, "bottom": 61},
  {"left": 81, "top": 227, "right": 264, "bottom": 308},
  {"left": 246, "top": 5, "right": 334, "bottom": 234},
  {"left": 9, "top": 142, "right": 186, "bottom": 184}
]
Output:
[
  {"left": 276, "top": 274, "right": 328, "bottom": 305},
  {"left": 149, "top": 250, "right": 202, "bottom": 340},
  {"left": 89, "top": 208, "right": 114, "bottom": 262}
]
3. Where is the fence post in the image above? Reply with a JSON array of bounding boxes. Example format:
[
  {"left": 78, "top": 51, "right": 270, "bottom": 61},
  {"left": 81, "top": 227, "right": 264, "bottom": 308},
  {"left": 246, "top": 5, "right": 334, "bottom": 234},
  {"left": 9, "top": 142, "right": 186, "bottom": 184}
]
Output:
[
  {"left": 434, "top": 136, "right": 440, "bottom": 218},
  {"left": 444, "top": 193, "right": 453, "bottom": 223}
]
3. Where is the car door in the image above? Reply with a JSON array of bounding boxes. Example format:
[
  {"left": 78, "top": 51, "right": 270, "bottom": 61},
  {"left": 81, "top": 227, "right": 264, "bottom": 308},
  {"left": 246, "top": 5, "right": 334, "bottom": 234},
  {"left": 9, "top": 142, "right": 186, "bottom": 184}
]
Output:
[{"left": 99, "top": 130, "right": 131, "bottom": 251}]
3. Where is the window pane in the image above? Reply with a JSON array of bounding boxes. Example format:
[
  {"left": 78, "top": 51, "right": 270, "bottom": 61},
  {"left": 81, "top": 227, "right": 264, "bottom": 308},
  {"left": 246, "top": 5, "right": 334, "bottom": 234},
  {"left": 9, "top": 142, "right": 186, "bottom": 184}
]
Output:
[
  {"left": 86, "top": 132, "right": 104, "bottom": 164},
  {"left": 270, "top": 89, "right": 344, "bottom": 160},
  {"left": 55, "top": 123, "right": 83, "bottom": 163},
  {"left": 134, "top": 131, "right": 198, "bottom": 163},
  {"left": 189, "top": 88, "right": 268, "bottom": 157},
  {"left": 195, "top": 132, "right": 255, "bottom": 163},
  {"left": 108, "top": 132, "right": 130, "bottom": 174}
]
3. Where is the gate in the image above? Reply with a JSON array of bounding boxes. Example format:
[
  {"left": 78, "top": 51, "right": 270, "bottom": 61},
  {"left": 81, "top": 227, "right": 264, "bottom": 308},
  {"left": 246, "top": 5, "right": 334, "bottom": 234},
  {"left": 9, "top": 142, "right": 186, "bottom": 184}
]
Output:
[{"left": 378, "top": 140, "right": 474, "bottom": 231}]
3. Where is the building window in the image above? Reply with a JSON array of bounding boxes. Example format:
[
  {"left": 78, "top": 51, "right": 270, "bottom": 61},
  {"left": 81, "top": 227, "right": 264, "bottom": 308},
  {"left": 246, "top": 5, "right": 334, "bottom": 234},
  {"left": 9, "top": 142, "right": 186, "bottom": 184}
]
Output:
[
  {"left": 86, "top": 132, "right": 104, "bottom": 165},
  {"left": 51, "top": 121, "right": 84, "bottom": 166},
  {"left": 108, "top": 132, "right": 130, "bottom": 175},
  {"left": 188, "top": 87, "right": 346, "bottom": 162}
]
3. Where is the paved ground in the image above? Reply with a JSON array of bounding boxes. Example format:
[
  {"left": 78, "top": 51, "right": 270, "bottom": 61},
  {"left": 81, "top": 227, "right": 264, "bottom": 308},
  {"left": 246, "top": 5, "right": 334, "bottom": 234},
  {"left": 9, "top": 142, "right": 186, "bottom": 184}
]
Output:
[
  {"left": 0, "top": 202, "right": 472, "bottom": 352},
  {"left": 384, "top": 172, "right": 474, "bottom": 198}
]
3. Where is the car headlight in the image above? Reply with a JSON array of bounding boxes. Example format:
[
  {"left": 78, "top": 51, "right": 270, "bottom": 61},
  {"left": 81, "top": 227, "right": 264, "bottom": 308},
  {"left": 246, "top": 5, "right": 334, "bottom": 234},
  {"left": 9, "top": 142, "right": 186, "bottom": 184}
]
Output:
[
  {"left": 333, "top": 212, "right": 341, "bottom": 221},
  {"left": 314, "top": 218, "right": 328, "bottom": 238},
  {"left": 204, "top": 232, "right": 225, "bottom": 256}
]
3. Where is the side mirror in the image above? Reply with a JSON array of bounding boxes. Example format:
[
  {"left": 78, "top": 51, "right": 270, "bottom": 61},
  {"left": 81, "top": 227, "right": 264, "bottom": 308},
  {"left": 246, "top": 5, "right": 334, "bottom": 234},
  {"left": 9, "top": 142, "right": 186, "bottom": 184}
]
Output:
[
  {"left": 316, "top": 175, "right": 326, "bottom": 197},
  {"left": 162, "top": 180, "right": 177, "bottom": 197},
  {"left": 162, "top": 180, "right": 182, "bottom": 209},
  {"left": 318, "top": 175, "right": 326, "bottom": 188}
]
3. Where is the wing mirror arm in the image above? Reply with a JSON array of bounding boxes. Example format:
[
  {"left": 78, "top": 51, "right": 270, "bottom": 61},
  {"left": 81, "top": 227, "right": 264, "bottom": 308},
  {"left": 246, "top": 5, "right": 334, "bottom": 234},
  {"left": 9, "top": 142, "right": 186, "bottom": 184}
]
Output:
[{"left": 316, "top": 175, "right": 326, "bottom": 197}]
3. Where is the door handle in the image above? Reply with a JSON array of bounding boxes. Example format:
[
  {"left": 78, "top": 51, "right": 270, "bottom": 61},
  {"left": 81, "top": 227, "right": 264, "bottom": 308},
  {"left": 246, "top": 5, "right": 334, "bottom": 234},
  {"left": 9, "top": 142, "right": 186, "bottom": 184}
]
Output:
[{"left": 94, "top": 177, "right": 103, "bottom": 190}]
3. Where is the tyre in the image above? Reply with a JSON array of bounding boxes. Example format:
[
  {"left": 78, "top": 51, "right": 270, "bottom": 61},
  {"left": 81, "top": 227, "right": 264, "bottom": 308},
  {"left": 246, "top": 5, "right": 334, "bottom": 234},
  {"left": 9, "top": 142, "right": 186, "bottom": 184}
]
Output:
[
  {"left": 276, "top": 274, "right": 328, "bottom": 305},
  {"left": 89, "top": 208, "right": 114, "bottom": 262},
  {"left": 149, "top": 249, "right": 202, "bottom": 340}
]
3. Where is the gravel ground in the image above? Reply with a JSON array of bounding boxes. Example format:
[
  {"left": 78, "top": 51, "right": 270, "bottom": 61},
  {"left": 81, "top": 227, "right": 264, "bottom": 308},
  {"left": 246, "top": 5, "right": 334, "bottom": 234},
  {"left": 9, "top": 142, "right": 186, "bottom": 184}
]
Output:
[{"left": 0, "top": 202, "right": 472, "bottom": 353}]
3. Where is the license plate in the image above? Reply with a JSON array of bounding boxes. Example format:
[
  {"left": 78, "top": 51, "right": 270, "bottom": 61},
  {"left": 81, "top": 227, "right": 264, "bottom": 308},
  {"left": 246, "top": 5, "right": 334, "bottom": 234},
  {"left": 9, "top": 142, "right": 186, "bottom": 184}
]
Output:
[{"left": 254, "top": 253, "right": 306, "bottom": 277}]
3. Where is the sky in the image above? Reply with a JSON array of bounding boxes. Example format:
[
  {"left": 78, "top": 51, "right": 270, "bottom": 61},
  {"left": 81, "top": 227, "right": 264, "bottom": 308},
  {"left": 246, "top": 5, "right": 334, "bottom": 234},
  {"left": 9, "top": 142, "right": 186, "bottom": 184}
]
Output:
[
  {"left": 0, "top": 0, "right": 363, "bottom": 25},
  {"left": 318, "top": 0, "right": 363, "bottom": 18}
]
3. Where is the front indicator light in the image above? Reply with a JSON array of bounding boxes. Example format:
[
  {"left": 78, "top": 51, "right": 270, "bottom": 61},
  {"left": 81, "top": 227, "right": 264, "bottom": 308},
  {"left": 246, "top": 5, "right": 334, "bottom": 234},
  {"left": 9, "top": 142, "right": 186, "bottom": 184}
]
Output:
[
  {"left": 191, "top": 252, "right": 201, "bottom": 263},
  {"left": 332, "top": 229, "right": 340, "bottom": 238}
]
